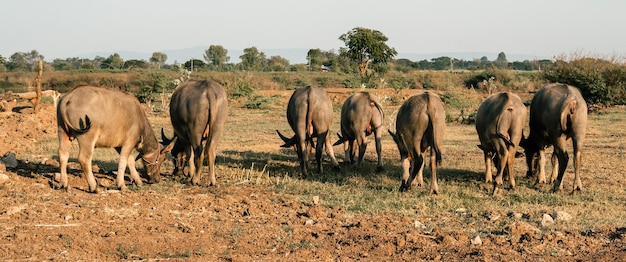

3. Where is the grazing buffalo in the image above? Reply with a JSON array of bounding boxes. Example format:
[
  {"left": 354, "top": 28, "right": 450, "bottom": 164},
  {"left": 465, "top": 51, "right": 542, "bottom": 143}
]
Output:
[
  {"left": 333, "top": 92, "right": 385, "bottom": 171},
  {"left": 388, "top": 92, "right": 445, "bottom": 194},
  {"left": 166, "top": 80, "right": 228, "bottom": 186},
  {"left": 521, "top": 83, "right": 587, "bottom": 192},
  {"left": 57, "top": 86, "right": 176, "bottom": 193},
  {"left": 475, "top": 92, "right": 526, "bottom": 194},
  {"left": 277, "top": 86, "right": 340, "bottom": 176}
]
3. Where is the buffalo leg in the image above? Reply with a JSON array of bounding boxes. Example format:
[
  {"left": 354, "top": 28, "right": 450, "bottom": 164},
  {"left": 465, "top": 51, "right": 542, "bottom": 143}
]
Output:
[
  {"left": 114, "top": 146, "right": 133, "bottom": 191},
  {"left": 572, "top": 138, "right": 583, "bottom": 191},
  {"left": 507, "top": 146, "right": 517, "bottom": 190},
  {"left": 357, "top": 134, "right": 367, "bottom": 168},
  {"left": 77, "top": 141, "right": 98, "bottom": 193},
  {"left": 58, "top": 130, "right": 72, "bottom": 191},
  {"left": 549, "top": 152, "right": 558, "bottom": 183},
  {"left": 191, "top": 144, "right": 205, "bottom": 185},
  {"left": 430, "top": 146, "right": 439, "bottom": 195},
  {"left": 125, "top": 155, "right": 142, "bottom": 186},
  {"left": 399, "top": 155, "right": 413, "bottom": 192},
  {"left": 205, "top": 139, "right": 218, "bottom": 186},
  {"left": 323, "top": 132, "right": 340, "bottom": 170},
  {"left": 374, "top": 132, "right": 384, "bottom": 172},
  {"left": 483, "top": 150, "right": 493, "bottom": 183},
  {"left": 315, "top": 132, "right": 327, "bottom": 174},
  {"left": 536, "top": 149, "right": 547, "bottom": 184},
  {"left": 552, "top": 139, "right": 569, "bottom": 192}
]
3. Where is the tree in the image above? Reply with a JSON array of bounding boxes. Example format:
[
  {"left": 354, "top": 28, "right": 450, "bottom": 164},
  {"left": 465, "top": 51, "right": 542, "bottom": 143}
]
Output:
[
  {"left": 338, "top": 27, "right": 397, "bottom": 82},
  {"left": 6, "top": 52, "right": 29, "bottom": 71},
  {"left": 307, "top": 48, "right": 322, "bottom": 71},
  {"left": 239, "top": 46, "right": 266, "bottom": 71},
  {"left": 495, "top": 52, "right": 508, "bottom": 68},
  {"left": 184, "top": 58, "right": 205, "bottom": 71},
  {"left": 150, "top": 52, "right": 168, "bottom": 69},
  {"left": 123, "top": 59, "right": 149, "bottom": 69},
  {"left": 267, "top": 55, "right": 290, "bottom": 72},
  {"left": 204, "top": 45, "right": 229, "bottom": 70},
  {"left": 100, "top": 53, "right": 124, "bottom": 69}
]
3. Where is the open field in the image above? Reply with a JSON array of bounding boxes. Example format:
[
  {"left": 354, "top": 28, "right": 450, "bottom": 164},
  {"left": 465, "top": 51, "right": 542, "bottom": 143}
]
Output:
[{"left": 0, "top": 87, "right": 625, "bottom": 260}]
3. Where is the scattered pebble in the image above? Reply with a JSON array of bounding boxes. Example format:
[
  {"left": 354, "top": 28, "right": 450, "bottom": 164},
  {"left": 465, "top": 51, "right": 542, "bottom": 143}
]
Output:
[{"left": 471, "top": 235, "right": 482, "bottom": 245}]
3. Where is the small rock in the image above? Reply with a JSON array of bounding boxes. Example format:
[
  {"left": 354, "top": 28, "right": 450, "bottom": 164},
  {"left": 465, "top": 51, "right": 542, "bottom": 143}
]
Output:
[
  {"left": 554, "top": 211, "right": 572, "bottom": 222},
  {"left": 0, "top": 152, "right": 18, "bottom": 169},
  {"left": 414, "top": 220, "right": 426, "bottom": 229},
  {"left": 0, "top": 173, "right": 9, "bottom": 184},
  {"left": 471, "top": 235, "right": 482, "bottom": 245},
  {"left": 305, "top": 219, "right": 314, "bottom": 226},
  {"left": 312, "top": 195, "right": 320, "bottom": 205},
  {"left": 541, "top": 213, "right": 554, "bottom": 226},
  {"left": 455, "top": 208, "right": 467, "bottom": 213}
]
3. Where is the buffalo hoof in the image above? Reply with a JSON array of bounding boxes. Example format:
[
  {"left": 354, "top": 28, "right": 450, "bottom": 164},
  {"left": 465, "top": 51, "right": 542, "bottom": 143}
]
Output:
[{"left": 375, "top": 166, "right": 384, "bottom": 173}]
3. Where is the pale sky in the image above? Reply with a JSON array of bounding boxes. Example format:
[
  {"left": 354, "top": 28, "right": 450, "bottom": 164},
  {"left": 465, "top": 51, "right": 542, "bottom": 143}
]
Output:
[{"left": 2, "top": 0, "right": 625, "bottom": 62}]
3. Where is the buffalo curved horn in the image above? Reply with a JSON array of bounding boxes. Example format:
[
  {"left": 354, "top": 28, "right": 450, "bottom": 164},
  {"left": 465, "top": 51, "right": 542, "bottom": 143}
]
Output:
[
  {"left": 332, "top": 132, "right": 346, "bottom": 146},
  {"left": 276, "top": 130, "right": 296, "bottom": 148}
]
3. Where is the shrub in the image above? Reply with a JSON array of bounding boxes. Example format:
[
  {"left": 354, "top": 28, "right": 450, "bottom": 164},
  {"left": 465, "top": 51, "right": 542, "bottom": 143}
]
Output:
[{"left": 542, "top": 57, "right": 626, "bottom": 105}]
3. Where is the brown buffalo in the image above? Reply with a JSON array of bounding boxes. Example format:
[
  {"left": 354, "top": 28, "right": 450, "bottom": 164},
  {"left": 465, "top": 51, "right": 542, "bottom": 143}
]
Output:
[
  {"left": 57, "top": 86, "right": 176, "bottom": 193},
  {"left": 165, "top": 80, "right": 228, "bottom": 186},
  {"left": 388, "top": 92, "right": 445, "bottom": 194},
  {"left": 277, "top": 86, "right": 340, "bottom": 176},
  {"left": 522, "top": 83, "right": 587, "bottom": 193},
  {"left": 475, "top": 92, "right": 526, "bottom": 194},
  {"left": 333, "top": 92, "right": 385, "bottom": 171}
]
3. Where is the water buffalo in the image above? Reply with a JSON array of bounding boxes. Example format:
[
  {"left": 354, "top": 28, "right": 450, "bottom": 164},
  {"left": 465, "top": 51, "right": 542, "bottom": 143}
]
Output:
[
  {"left": 276, "top": 86, "right": 340, "bottom": 176},
  {"left": 165, "top": 80, "right": 228, "bottom": 186},
  {"left": 57, "top": 86, "right": 176, "bottom": 193},
  {"left": 388, "top": 92, "right": 445, "bottom": 194},
  {"left": 521, "top": 83, "right": 587, "bottom": 192},
  {"left": 333, "top": 92, "right": 385, "bottom": 171},
  {"left": 475, "top": 92, "right": 526, "bottom": 194}
]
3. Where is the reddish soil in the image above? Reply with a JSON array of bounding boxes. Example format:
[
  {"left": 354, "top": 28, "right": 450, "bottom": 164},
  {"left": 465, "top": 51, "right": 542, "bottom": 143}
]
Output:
[{"left": 0, "top": 92, "right": 625, "bottom": 261}]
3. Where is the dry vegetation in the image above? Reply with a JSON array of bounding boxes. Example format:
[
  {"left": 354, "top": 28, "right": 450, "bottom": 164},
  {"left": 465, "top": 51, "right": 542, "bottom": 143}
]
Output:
[{"left": 0, "top": 75, "right": 625, "bottom": 259}]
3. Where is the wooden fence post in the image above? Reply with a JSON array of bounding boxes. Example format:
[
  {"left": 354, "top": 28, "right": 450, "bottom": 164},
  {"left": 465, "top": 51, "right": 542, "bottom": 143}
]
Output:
[{"left": 34, "top": 59, "right": 43, "bottom": 113}]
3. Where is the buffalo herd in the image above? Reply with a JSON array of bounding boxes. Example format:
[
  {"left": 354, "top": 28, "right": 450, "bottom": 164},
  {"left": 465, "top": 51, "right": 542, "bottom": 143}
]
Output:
[{"left": 57, "top": 81, "right": 587, "bottom": 195}]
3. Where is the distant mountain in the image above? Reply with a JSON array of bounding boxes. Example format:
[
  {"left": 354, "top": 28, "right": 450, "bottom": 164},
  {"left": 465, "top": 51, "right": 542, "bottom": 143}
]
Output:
[{"left": 78, "top": 47, "right": 545, "bottom": 65}]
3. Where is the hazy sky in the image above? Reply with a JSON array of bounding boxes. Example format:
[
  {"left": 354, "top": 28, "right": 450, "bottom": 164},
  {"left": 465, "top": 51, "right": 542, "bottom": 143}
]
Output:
[{"left": 2, "top": 0, "right": 625, "bottom": 62}]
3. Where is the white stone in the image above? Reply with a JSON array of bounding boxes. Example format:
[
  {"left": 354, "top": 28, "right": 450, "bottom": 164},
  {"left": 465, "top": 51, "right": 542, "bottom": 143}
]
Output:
[
  {"left": 471, "top": 235, "right": 482, "bottom": 245},
  {"left": 554, "top": 211, "right": 573, "bottom": 222},
  {"left": 541, "top": 213, "right": 554, "bottom": 226}
]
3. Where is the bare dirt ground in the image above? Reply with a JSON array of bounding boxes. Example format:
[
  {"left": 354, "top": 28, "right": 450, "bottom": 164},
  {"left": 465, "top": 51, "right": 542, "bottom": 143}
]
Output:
[{"left": 0, "top": 88, "right": 625, "bottom": 261}]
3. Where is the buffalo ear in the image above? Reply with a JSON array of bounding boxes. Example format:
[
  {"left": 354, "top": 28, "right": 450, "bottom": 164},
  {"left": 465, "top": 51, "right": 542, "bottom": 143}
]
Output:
[{"left": 161, "top": 137, "right": 178, "bottom": 154}]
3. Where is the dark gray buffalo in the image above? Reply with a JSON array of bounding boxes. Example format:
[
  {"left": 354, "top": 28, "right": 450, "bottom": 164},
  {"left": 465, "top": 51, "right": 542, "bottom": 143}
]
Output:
[
  {"left": 277, "top": 86, "right": 340, "bottom": 176},
  {"left": 333, "top": 92, "right": 385, "bottom": 171},
  {"left": 165, "top": 80, "right": 228, "bottom": 186},
  {"left": 388, "top": 92, "right": 445, "bottom": 194},
  {"left": 57, "top": 86, "right": 176, "bottom": 193},
  {"left": 522, "top": 83, "right": 587, "bottom": 192},
  {"left": 475, "top": 92, "right": 526, "bottom": 194}
]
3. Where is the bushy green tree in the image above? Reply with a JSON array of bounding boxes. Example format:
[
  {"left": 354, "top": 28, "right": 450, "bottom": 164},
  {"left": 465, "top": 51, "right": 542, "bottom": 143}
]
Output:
[
  {"left": 339, "top": 27, "right": 397, "bottom": 83},
  {"left": 267, "top": 55, "right": 290, "bottom": 72},
  {"left": 204, "top": 45, "right": 229, "bottom": 70},
  {"left": 239, "top": 47, "right": 266, "bottom": 71},
  {"left": 100, "top": 53, "right": 124, "bottom": 69},
  {"left": 150, "top": 52, "right": 168, "bottom": 69}
]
